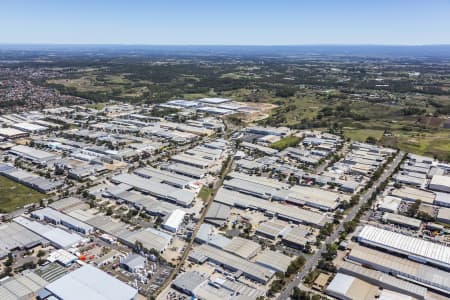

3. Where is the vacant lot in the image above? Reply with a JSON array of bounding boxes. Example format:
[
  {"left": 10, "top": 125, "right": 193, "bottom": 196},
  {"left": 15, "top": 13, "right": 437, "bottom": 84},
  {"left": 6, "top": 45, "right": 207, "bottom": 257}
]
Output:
[
  {"left": 0, "top": 175, "right": 44, "bottom": 212},
  {"left": 381, "top": 130, "right": 450, "bottom": 161},
  {"left": 343, "top": 128, "right": 385, "bottom": 142},
  {"left": 198, "top": 186, "right": 213, "bottom": 202},
  {"left": 270, "top": 135, "right": 302, "bottom": 151}
]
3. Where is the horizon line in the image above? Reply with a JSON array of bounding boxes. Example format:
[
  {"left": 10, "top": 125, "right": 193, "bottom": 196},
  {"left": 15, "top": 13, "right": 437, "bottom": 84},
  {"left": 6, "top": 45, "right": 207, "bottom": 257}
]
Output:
[{"left": 1, "top": 43, "right": 450, "bottom": 47}]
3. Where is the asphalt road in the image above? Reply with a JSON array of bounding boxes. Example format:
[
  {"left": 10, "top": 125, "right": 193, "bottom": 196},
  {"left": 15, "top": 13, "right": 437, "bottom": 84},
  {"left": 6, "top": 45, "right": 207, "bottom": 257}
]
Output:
[
  {"left": 314, "top": 143, "right": 350, "bottom": 174},
  {"left": 277, "top": 151, "right": 404, "bottom": 300},
  {"left": 155, "top": 154, "right": 234, "bottom": 296}
]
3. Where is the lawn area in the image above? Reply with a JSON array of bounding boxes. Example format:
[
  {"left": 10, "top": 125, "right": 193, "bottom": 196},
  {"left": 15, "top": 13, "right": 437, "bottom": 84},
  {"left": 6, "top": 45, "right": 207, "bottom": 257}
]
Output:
[
  {"left": 183, "top": 93, "right": 211, "bottom": 100},
  {"left": 198, "top": 186, "right": 213, "bottom": 202},
  {"left": 0, "top": 175, "right": 44, "bottom": 213},
  {"left": 270, "top": 135, "right": 302, "bottom": 151},
  {"left": 343, "top": 128, "right": 385, "bottom": 142},
  {"left": 86, "top": 102, "right": 108, "bottom": 110},
  {"left": 284, "top": 97, "right": 323, "bottom": 124},
  {"left": 48, "top": 76, "right": 111, "bottom": 93},
  {"left": 381, "top": 130, "right": 450, "bottom": 161}
]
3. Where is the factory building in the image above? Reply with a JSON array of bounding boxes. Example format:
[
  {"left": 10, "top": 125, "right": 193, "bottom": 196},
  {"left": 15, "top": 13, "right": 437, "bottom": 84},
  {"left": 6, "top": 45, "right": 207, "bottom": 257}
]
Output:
[
  {"left": 339, "top": 262, "right": 428, "bottom": 300},
  {"left": 255, "top": 250, "right": 292, "bottom": 273},
  {"left": 171, "top": 271, "right": 209, "bottom": 296},
  {"left": 0, "top": 164, "right": 63, "bottom": 193},
  {"left": 111, "top": 173, "right": 195, "bottom": 207},
  {"left": 12, "top": 122, "right": 47, "bottom": 133},
  {"left": 14, "top": 216, "right": 84, "bottom": 249},
  {"left": 134, "top": 166, "right": 195, "bottom": 189},
  {"left": 437, "top": 207, "right": 450, "bottom": 224},
  {"left": 195, "top": 223, "right": 231, "bottom": 249},
  {"left": 377, "top": 196, "right": 402, "bottom": 213},
  {"left": 120, "top": 254, "right": 147, "bottom": 273},
  {"left": 31, "top": 207, "right": 93, "bottom": 235},
  {"left": 0, "top": 222, "right": 45, "bottom": 259},
  {"left": 41, "top": 265, "right": 137, "bottom": 300},
  {"left": 162, "top": 209, "right": 186, "bottom": 233},
  {"left": 348, "top": 245, "right": 450, "bottom": 295},
  {"left": 429, "top": 175, "right": 450, "bottom": 193},
  {"left": 245, "top": 126, "right": 290, "bottom": 137},
  {"left": 9, "top": 145, "right": 60, "bottom": 165},
  {"left": 0, "top": 127, "right": 29, "bottom": 139},
  {"left": 281, "top": 226, "right": 312, "bottom": 250},
  {"left": 170, "top": 153, "right": 213, "bottom": 169},
  {"left": 0, "top": 272, "right": 48, "bottom": 300},
  {"left": 255, "top": 221, "right": 289, "bottom": 240},
  {"left": 222, "top": 237, "right": 261, "bottom": 259},
  {"left": 119, "top": 227, "right": 172, "bottom": 254},
  {"left": 223, "top": 177, "right": 278, "bottom": 199},
  {"left": 163, "top": 163, "right": 206, "bottom": 179},
  {"left": 272, "top": 185, "right": 341, "bottom": 211},
  {"left": 390, "top": 186, "right": 435, "bottom": 204},
  {"left": 435, "top": 192, "right": 450, "bottom": 207},
  {"left": 326, "top": 273, "right": 379, "bottom": 300},
  {"left": 240, "top": 141, "right": 279, "bottom": 156},
  {"left": 214, "top": 188, "right": 327, "bottom": 228},
  {"left": 381, "top": 212, "right": 422, "bottom": 229},
  {"left": 204, "top": 202, "right": 230, "bottom": 227},
  {"left": 189, "top": 244, "right": 275, "bottom": 284},
  {"left": 224, "top": 171, "right": 289, "bottom": 199},
  {"left": 357, "top": 225, "right": 450, "bottom": 271}
]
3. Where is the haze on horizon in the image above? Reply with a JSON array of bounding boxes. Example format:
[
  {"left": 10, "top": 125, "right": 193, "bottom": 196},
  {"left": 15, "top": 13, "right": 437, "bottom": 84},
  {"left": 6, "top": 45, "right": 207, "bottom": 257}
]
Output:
[{"left": 0, "top": 0, "right": 449, "bottom": 46}]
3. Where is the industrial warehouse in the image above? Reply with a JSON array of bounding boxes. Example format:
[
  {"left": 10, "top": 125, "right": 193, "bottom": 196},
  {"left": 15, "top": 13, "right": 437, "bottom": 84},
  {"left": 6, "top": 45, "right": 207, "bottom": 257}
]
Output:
[
  {"left": 0, "top": 100, "right": 448, "bottom": 300},
  {"left": 357, "top": 225, "right": 450, "bottom": 270}
]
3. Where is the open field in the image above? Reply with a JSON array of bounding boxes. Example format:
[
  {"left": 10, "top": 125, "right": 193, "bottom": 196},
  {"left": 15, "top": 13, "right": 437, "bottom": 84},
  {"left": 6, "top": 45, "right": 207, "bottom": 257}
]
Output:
[
  {"left": 344, "top": 119, "right": 450, "bottom": 160},
  {"left": 38, "top": 53, "right": 450, "bottom": 161},
  {"left": 283, "top": 97, "right": 324, "bottom": 123},
  {"left": 0, "top": 175, "right": 45, "bottom": 212},
  {"left": 85, "top": 102, "right": 109, "bottom": 110},
  {"left": 343, "top": 128, "right": 385, "bottom": 142},
  {"left": 48, "top": 76, "right": 111, "bottom": 93},
  {"left": 270, "top": 135, "right": 302, "bottom": 151},
  {"left": 198, "top": 186, "right": 212, "bottom": 202},
  {"left": 381, "top": 130, "right": 450, "bottom": 161}
]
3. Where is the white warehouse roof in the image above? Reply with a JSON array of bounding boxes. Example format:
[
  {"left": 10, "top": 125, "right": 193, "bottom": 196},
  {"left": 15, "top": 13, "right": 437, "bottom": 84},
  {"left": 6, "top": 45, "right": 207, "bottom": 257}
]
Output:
[
  {"left": 111, "top": 173, "right": 195, "bottom": 207},
  {"left": 0, "top": 127, "right": 28, "bottom": 138},
  {"left": 163, "top": 209, "right": 186, "bottom": 232},
  {"left": 198, "top": 97, "right": 231, "bottom": 104},
  {"left": 357, "top": 225, "right": 450, "bottom": 270},
  {"left": 44, "top": 264, "right": 137, "bottom": 300},
  {"left": 13, "top": 122, "right": 47, "bottom": 132},
  {"left": 31, "top": 207, "right": 93, "bottom": 234},
  {"left": 14, "top": 216, "right": 84, "bottom": 249},
  {"left": 9, "top": 145, "right": 59, "bottom": 163},
  {"left": 429, "top": 175, "right": 450, "bottom": 192}
]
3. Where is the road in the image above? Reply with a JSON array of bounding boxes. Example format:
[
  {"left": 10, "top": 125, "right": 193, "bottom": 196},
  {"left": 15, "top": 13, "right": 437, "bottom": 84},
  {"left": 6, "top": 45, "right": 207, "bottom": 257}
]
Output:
[
  {"left": 314, "top": 143, "right": 350, "bottom": 174},
  {"left": 277, "top": 151, "right": 404, "bottom": 300},
  {"left": 155, "top": 154, "right": 234, "bottom": 296}
]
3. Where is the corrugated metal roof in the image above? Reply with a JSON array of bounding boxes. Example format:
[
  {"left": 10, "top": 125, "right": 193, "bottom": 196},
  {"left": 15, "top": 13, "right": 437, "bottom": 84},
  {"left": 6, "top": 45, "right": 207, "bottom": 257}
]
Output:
[
  {"left": 255, "top": 250, "right": 292, "bottom": 272},
  {"left": 45, "top": 265, "right": 137, "bottom": 300},
  {"left": 192, "top": 244, "right": 274, "bottom": 283},
  {"left": 326, "top": 273, "right": 354, "bottom": 296},
  {"left": 358, "top": 225, "right": 450, "bottom": 270},
  {"left": 223, "top": 237, "right": 261, "bottom": 259},
  {"left": 14, "top": 216, "right": 83, "bottom": 249},
  {"left": 214, "top": 188, "right": 327, "bottom": 227},
  {"left": 112, "top": 173, "right": 195, "bottom": 206},
  {"left": 349, "top": 245, "right": 450, "bottom": 294},
  {"left": 163, "top": 209, "right": 186, "bottom": 231}
]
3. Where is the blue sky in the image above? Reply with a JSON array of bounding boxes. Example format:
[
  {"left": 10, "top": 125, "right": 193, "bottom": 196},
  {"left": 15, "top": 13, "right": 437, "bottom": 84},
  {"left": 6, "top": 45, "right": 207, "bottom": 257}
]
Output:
[{"left": 0, "top": 0, "right": 449, "bottom": 45}]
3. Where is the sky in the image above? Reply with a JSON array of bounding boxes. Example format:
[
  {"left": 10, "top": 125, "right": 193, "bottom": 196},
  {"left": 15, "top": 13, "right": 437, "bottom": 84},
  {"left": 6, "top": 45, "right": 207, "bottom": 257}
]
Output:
[{"left": 0, "top": 0, "right": 449, "bottom": 45}]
